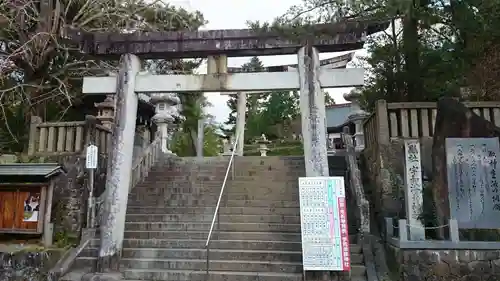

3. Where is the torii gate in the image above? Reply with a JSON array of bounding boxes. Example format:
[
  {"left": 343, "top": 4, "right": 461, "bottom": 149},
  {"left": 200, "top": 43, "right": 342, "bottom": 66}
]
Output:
[
  {"left": 67, "top": 22, "right": 386, "bottom": 274},
  {"left": 220, "top": 52, "right": 356, "bottom": 156}
]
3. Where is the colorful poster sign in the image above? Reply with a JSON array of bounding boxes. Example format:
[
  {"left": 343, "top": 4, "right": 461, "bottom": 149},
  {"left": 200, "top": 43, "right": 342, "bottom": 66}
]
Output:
[
  {"left": 298, "top": 177, "right": 350, "bottom": 271},
  {"left": 23, "top": 192, "right": 40, "bottom": 222}
]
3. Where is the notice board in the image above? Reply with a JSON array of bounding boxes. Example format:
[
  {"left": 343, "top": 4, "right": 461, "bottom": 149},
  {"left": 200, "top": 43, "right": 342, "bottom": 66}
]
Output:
[
  {"left": 0, "top": 186, "right": 44, "bottom": 233},
  {"left": 298, "top": 177, "right": 350, "bottom": 271}
]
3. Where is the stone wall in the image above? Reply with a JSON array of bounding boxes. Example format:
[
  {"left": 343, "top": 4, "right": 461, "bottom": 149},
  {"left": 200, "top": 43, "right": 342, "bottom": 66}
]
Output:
[
  {"left": 386, "top": 246, "right": 500, "bottom": 281},
  {"left": 49, "top": 153, "right": 107, "bottom": 242},
  {"left": 362, "top": 138, "right": 433, "bottom": 232},
  {"left": 0, "top": 248, "right": 65, "bottom": 281}
]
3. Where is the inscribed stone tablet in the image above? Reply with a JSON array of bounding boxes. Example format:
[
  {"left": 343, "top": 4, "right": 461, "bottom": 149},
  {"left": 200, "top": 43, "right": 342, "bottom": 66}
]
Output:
[{"left": 446, "top": 138, "right": 500, "bottom": 228}]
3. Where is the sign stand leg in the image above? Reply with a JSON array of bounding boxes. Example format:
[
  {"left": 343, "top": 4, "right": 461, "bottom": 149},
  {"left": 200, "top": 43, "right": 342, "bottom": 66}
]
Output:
[
  {"left": 88, "top": 167, "right": 95, "bottom": 228},
  {"left": 86, "top": 143, "right": 98, "bottom": 229}
]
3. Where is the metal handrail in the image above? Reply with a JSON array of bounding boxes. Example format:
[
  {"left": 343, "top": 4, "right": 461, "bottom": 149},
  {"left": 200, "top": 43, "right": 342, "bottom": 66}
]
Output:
[{"left": 204, "top": 132, "right": 240, "bottom": 278}]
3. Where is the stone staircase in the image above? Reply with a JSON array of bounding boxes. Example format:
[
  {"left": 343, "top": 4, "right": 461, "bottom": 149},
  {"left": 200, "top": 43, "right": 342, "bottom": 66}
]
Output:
[{"left": 64, "top": 156, "right": 370, "bottom": 281}]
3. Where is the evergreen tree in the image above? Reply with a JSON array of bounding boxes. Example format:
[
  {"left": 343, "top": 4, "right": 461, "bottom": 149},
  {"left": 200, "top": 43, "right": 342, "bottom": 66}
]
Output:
[{"left": 248, "top": 0, "right": 500, "bottom": 109}]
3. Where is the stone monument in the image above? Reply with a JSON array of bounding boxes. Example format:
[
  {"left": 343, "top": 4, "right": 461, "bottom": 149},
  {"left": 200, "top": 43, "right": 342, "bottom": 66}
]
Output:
[{"left": 446, "top": 137, "right": 500, "bottom": 229}]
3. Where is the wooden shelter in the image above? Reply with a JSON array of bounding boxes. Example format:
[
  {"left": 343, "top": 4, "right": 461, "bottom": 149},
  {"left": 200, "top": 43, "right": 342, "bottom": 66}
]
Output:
[{"left": 0, "top": 163, "right": 65, "bottom": 245}]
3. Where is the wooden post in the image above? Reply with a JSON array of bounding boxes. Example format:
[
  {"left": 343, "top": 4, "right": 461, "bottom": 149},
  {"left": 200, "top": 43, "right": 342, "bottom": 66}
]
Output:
[
  {"left": 43, "top": 180, "right": 55, "bottom": 246},
  {"left": 375, "top": 100, "right": 389, "bottom": 145},
  {"left": 297, "top": 44, "right": 329, "bottom": 177},
  {"left": 97, "top": 54, "right": 140, "bottom": 274},
  {"left": 28, "top": 116, "right": 42, "bottom": 155}
]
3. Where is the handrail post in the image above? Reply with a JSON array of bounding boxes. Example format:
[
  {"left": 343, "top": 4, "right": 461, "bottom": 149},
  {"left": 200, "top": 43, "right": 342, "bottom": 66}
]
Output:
[{"left": 205, "top": 246, "right": 210, "bottom": 281}]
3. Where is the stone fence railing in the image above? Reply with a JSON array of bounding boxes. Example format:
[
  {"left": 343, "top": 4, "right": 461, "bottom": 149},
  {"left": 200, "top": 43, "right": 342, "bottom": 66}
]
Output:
[
  {"left": 28, "top": 115, "right": 112, "bottom": 156},
  {"left": 363, "top": 99, "right": 500, "bottom": 155},
  {"left": 130, "top": 134, "right": 162, "bottom": 191},
  {"left": 341, "top": 129, "right": 369, "bottom": 234}
]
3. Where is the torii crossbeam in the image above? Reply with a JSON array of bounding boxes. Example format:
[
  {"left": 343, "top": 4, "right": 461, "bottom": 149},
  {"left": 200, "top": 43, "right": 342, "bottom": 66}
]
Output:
[{"left": 64, "top": 20, "right": 387, "bottom": 59}]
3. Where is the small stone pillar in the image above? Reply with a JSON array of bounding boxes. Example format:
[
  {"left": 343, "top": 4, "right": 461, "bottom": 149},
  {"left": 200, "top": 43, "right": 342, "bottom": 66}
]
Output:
[
  {"left": 142, "top": 121, "right": 151, "bottom": 149},
  {"left": 150, "top": 93, "right": 180, "bottom": 154},
  {"left": 95, "top": 95, "right": 116, "bottom": 129},
  {"left": 344, "top": 91, "right": 368, "bottom": 152},
  {"left": 257, "top": 134, "right": 270, "bottom": 156},
  {"left": 133, "top": 124, "right": 146, "bottom": 160},
  {"left": 167, "top": 122, "right": 178, "bottom": 152},
  {"left": 403, "top": 139, "right": 425, "bottom": 241}
]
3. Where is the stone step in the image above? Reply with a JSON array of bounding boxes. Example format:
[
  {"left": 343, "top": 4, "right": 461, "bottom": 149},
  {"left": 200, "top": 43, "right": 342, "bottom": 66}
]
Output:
[
  {"left": 122, "top": 268, "right": 304, "bottom": 281},
  {"left": 129, "top": 192, "right": 301, "bottom": 200},
  {"left": 120, "top": 267, "right": 365, "bottom": 281},
  {"left": 128, "top": 193, "right": 300, "bottom": 202},
  {"left": 80, "top": 245, "right": 363, "bottom": 265},
  {"left": 232, "top": 164, "right": 305, "bottom": 170},
  {"left": 126, "top": 199, "right": 300, "bottom": 208},
  {"left": 124, "top": 222, "right": 301, "bottom": 232},
  {"left": 123, "top": 231, "right": 301, "bottom": 241},
  {"left": 90, "top": 239, "right": 304, "bottom": 251},
  {"left": 76, "top": 258, "right": 303, "bottom": 273},
  {"left": 125, "top": 206, "right": 300, "bottom": 215},
  {"left": 89, "top": 238, "right": 362, "bottom": 254},
  {"left": 81, "top": 248, "right": 304, "bottom": 262},
  {"left": 130, "top": 186, "right": 301, "bottom": 196},
  {"left": 135, "top": 181, "right": 298, "bottom": 188},
  {"left": 125, "top": 214, "right": 300, "bottom": 224}
]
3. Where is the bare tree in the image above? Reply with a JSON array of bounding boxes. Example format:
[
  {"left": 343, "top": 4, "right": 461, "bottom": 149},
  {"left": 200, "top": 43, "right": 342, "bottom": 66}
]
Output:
[{"left": 0, "top": 0, "right": 205, "bottom": 152}]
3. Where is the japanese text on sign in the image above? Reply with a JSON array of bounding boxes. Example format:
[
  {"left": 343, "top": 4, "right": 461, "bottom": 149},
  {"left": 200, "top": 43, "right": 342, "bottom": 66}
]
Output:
[
  {"left": 298, "top": 177, "right": 350, "bottom": 271},
  {"left": 446, "top": 138, "right": 500, "bottom": 229}
]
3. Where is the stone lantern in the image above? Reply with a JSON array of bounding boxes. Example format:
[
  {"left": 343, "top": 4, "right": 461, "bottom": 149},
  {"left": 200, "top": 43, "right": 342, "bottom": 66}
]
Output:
[
  {"left": 257, "top": 134, "right": 271, "bottom": 156},
  {"left": 94, "top": 95, "right": 115, "bottom": 129},
  {"left": 150, "top": 93, "right": 180, "bottom": 153},
  {"left": 343, "top": 91, "right": 369, "bottom": 151}
]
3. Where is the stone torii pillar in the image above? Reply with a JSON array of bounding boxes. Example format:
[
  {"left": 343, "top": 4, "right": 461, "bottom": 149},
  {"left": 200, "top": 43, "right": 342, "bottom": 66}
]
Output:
[
  {"left": 196, "top": 55, "right": 228, "bottom": 157},
  {"left": 95, "top": 54, "right": 140, "bottom": 277},
  {"left": 298, "top": 45, "right": 329, "bottom": 177},
  {"left": 235, "top": 91, "right": 247, "bottom": 156}
]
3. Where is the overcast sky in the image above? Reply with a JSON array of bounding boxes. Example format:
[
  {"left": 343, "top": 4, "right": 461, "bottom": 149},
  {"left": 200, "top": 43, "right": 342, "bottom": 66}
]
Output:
[{"left": 172, "top": 0, "right": 367, "bottom": 123}]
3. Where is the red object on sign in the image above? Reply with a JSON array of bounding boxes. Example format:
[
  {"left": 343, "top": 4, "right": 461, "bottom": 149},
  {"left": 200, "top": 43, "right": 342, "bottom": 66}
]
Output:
[{"left": 338, "top": 197, "right": 350, "bottom": 271}]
